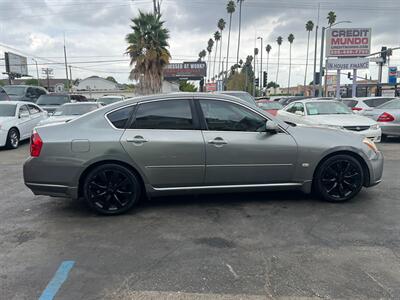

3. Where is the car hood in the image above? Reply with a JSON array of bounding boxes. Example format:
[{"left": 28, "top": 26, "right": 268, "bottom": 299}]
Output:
[
  {"left": 39, "top": 115, "right": 77, "bottom": 125},
  {"left": 306, "top": 114, "right": 376, "bottom": 126}
]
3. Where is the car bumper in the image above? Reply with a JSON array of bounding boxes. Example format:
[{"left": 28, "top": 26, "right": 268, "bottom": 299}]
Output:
[
  {"left": 0, "top": 129, "right": 7, "bottom": 147},
  {"left": 379, "top": 123, "right": 400, "bottom": 137},
  {"left": 365, "top": 151, "right": 384, "bottom": 187},
  {"left": 347, "top": 128, "right": 381, "bottom": 143}
]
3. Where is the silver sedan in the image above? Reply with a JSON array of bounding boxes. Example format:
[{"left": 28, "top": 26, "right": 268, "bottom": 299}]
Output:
[
  {"left": 361, "top": 98, "right": 400, "bottom": 140},
  {"left": 23, "top": 93, "right": 383, "bottom": 215}
]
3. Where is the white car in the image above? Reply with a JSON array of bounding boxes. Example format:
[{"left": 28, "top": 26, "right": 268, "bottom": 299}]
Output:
[
  {"left": 341, "top": 97, "right": 395, "bottom": 113},
  {"left": 38, "top": 102, "right": 102, "bottom": 126},
  {"left": 96, "top": 95, "right": 125, "bottom": 106},
  {"left": 0, "top": 101, "right": 47, "bottom": 149},
  {"left": 277, "top": 100, "right": 382, "bottom": 142}
]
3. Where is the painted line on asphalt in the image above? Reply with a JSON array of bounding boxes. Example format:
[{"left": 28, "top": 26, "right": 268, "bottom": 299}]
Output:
[{"left": 38, "top": 260, "right": 75, "bottom": 300}]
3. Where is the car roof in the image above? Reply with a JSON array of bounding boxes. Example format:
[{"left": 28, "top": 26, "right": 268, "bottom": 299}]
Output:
[
  {"left": 100, "top": 95, "right": 124, "bottom": 98},
  {"left": 3, "top": 85, "right": 44, "bottom": 88},
  {"left": 0, "top": 101, "right": 37, "bottom": 105},
  {"left": 291, "top": 99, "right": 341, "bottom": 104},
  {"left": 61, "top": 102, "right": 99, "bottom": 106}
]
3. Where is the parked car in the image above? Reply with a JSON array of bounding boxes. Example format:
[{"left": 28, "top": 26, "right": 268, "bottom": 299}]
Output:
[
  {"left": 215, "top": 91, "right": 257, "bottom": 106},
  {"left": 96, "top": 95, "right": 125, "bottom": 106},
  {"left": 0, "top": 101, "right": 47, "bottom": 149},
  {"left": 0, "top": 87, "right": 10, "bottom": 101},
  {"left": 256, "top": 100, "right": 283, "bottom": 116},
  {"left": 24, "top": 93, "right": 383, "bottom": 215},
  {"left": 2, "top": 85, "right": 48, "bottom": 102},
  {"left": 38, "top": 102, "right": 102, "bottom": 126},
  {"left": 341, "top": 97, "right": 395, "bottom": 113},
  {"left": 36, "top": 94, "right": 71, "bottom": 114},
  {"left": 70, "top": 94, "right": 88, "bottom": 102},
  {"left": 277, "top": 99, "right": 382, "bottom": 142},
  {"left": 278, "top": 96, "right": 312, "bottom": 107},
  {"left": 361, "top": 98, "right": 400, "bottom": 140}
]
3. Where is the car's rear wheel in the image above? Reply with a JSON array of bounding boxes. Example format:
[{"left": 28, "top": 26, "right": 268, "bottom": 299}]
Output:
[
  {"left": 314, "top": 155, "right": 364, "bottom": 202},
  {"left": 6, "top": 128, "right": 20, "bottom": 149},
  {"left": 83, "top": 164, "right": 141, "bottom": 215}
]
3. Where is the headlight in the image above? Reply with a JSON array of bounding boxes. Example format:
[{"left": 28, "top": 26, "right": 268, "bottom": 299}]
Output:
[
  {"left": 363, "top": 138, "right": 378, "bottom": 153},
  {"left": 370, "top": 124, "right": 380, "bottom": 130}
]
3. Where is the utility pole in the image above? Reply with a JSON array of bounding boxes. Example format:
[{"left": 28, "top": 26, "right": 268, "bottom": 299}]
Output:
[
  {"left": 69, "top": 65, "right": 73, "bottom": 91},
  {"left": 63, "top": 33, "right": 69, "bottom": 92},
  {"left": 318, "top": 26, "right": 325, "bottom": 97},
  {"left": 32, "top": 58, "right": 40, "bottom": 86},
  {"left": 42, "top": 68, "right": 53, "bottom": 91}
]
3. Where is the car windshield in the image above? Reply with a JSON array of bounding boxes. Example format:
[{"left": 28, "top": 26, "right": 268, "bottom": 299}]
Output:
[
  {"left": 97, "top": 97, "right": 122, "bottom": 105},
  {"left": 37, "top": 95, "right": 69, "bottom": 105},
  {"left": 377, "top": 99, "right": 400, "bottom": 109},
  {"left": 306, "top": 102, "right": 352, "bottom": 115},
  {"left": 3, "top": 86, "right": 25, "bottom": 96},
  {"left": 228, "top": 93, "right": 255, "bottom": 105},
  {"left": 0, "top": 104, "right": 17, "bottom": 117},
  {"left": 53, "top": 104, "right": 99, "bottom": 116},
  {"left": 257, "top": 102, "right": 283, "bottom": 110}
]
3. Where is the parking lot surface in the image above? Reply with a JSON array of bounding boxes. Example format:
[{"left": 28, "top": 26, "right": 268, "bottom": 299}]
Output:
[{"left": 1, "top": 140, "right": 400, "bottom": 300}]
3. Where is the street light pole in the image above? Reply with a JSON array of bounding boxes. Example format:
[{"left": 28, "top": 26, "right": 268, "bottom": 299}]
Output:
[
  {"left": 32, "top": 58, "right": 40, "bottom": 86},
  {"left": 257, "top": 37, "right": 263, "bottom": 94}
]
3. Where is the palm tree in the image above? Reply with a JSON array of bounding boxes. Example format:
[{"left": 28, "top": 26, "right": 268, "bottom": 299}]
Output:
[
  {"left": 126, "top": 11, "right": 170, "bottom": 95},
  {"left": 236, "top": 0, "right": 245, "bottom": 64},
  {"left": 198, "top": 49, "right": 207, "bottom": 62},
  {"left": 217, "top": 18, "right": 226, "bottom": 78},
  {"left": 304, "top": 20, "right": 314, "bottom": 91},
  {"left": 265, "top": 44, "right": 271, "bottom": 79},
  {"left": 327, "top": 11, "right": 336, "bottom": 26},
  {"left": 275, "top": 36, "right": 283, "bottom": 84},
  {"left": 213, "top": 31, "right": 221, "bottom": 80},
  {"left": 287, "top": 34, "right": 295, "bottom": 93},
  {"left": 225, "top": 0, "right": 236, "bottom": 79},
  {"left": 253, "top": 47, "right": 259, "bottom": 96},
  {"left": 207, "top": 38, "right": 214, "bottom": 81}
]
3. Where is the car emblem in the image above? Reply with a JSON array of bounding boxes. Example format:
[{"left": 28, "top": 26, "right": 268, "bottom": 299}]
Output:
[{"left": 356, "top": 127, "right": 360, "bottom": 131}]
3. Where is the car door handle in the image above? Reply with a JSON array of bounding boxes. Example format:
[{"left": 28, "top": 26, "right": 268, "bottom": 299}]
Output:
[
  {"left": 127, "top": 136, "right": 148, "bottom": 143},
  {"left": 208, "top": 138, "right": 227, "bottom": 145}
]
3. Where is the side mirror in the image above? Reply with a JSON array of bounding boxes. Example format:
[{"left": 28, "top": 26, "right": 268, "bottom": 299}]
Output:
[
  {"left": 295, "top": 110, "right": 304, "bottom": 116},
  {"left": 265, "top": 120, "right": 279, "bottom": 133},
  {"left": 19, "top": 112, "right": 29, "bottom": 119}
]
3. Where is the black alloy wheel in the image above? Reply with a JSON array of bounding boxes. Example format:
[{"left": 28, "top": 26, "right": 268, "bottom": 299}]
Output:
[
  {"left": 6, "top": 128, "right": 19, "bottom": 149},
  {"left": 315, "top": 155, "right": 364, "bottom": 202},
  {"left": 83, "top": 164, "right": 141, "bottom": 215}
]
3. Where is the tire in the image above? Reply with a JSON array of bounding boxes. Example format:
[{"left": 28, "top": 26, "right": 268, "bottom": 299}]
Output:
[
  {"left": 314, "top": 154, "right": 364, "bottom": 202},
  {"left": 5, "top": 128, "right": 20, "bottom": 149},
  {"left": 381, "top": 134, "right": 388, "bottom": 142},
  {"left": 83, "top": 164, "right": 141, "bottom": 215}
]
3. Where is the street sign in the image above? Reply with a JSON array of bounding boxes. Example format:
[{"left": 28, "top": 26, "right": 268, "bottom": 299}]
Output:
[
  {"left": 163, "top": 62, "right": 206, "bottom": 81},
  {"left": 205, "top": 82, "right": 216, "bottom": 92},
  {"left": 326, "top": 28, "right": 371, "bottom": 57},
  {"left": 326, "top": 58, "right": 369, "bottom": 70},
  {"left": 370, "top": 57, "right": 384, "bottom": 63},
  {"left": 388, "top": 66, "right": 397, "bottom": 85}
]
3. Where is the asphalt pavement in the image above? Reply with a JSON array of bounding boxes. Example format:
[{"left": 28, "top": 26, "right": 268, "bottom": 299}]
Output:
[{"left": 1, "top": 140, "right": 400, "bottom": 300}]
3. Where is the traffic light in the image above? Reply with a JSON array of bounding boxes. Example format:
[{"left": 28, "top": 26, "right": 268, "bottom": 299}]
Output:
[
  {"left": 255, "top": 78, "right": 259, "bottom": 87},
  {"left": 263, "top": 71, "right": 268, "bottom": 88},
  {"left": 347, "top": 72, "right": 352, "bottom": 79},
  {"left": 381, "top": 46, "right": 387, "bottom": 64},
  {"left": 314, "top": 72, "right": 320, "bottom": 85}
]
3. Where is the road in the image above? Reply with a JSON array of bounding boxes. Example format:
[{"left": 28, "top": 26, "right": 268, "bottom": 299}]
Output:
[{"left": 1, "top": 141, "right": 400, "bottom": 300}]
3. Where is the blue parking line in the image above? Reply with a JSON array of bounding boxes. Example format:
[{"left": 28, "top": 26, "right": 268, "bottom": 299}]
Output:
[{"left": 38, "top": 260, "right": 75, "bottom": 300}]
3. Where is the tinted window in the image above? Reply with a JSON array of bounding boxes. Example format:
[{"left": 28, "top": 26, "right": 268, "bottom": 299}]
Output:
[
  {"left": 28, "top": 104, "right": 41, "bottom": 115},
  {"left": 0, "top": 104, "right": 16, "bottom": 116},
  {"left": 378, "top": 99, "right": 400, "bottom": 109},
  {"left": 225, "top": 92, "right": 256, "bottom": 105},
  {"left": 200, "top": 100, "right": 265, "bottom": 132},
  {"left": 3, "top": 86, "right": 25, "bottom": 96},
  {"left": 286, "top": 103, "right": 304, "bottom": 114},
  {"left": 37, "top": 88, "right": 47, "bottom": 96},
  {"left": 0, "top": 88, "right": 9, "bottom": 100},
  {"left": 373, "top": 98, "right": 393, "bottom": 107},
  {"left": 37, "top": 95, "right": 69, "bottom": 105},
  {"left": 131, "top": 100, "right": 193, "bottom": 130},
  {"left": 107, "top": 106, "right": 135, "bottom": 129},
  {"left": 27, "top": 87, "right": 37, "bottom": 97},
  {"left": 342, "top": 100, "right": 358, "bottom": 108}
]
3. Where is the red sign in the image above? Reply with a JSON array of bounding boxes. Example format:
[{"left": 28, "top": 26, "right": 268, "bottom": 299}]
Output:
[
  {"left": 326, "top": 28, "right": 371, "bottom": 57},
  {"left": 205, "top": 83, "right": 216, "bottom": 92}
]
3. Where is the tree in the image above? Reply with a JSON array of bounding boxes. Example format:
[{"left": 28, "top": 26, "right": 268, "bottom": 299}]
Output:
[
  {"left": 213, "top": 31, "right": 221, "bottom": 80},
  {"left": 179, "top": 80, "right": 197, "bottom": 92},
  {"left": 25, "top": 78, "right": 39, "bottom": 86},
  {"left": 276, "top": 36, "right": 283, "bottom": 84},
  {"left": 106, "top": 76, "right": 117, "bottom": 83},
  {"left": 265, "top": 44, "right": 271, "bottom": 78},
  {"left": 287, "top": 33, "right": 295, "bottom": 92},
  {"left": 327, "top": 11, "right": 336, "bottom": 26},
  {"left": 126, "top": 11, "right": 170, "bottom": 95},
  {"left": 217, "top": 18, "right": 226, "bottom": 78},
  {"left": 241, "top": 55, "right": 255, "bottom": 93},
  {"left": 225, "top": 0, "right": 236, "bottom": 80},
  {"left": 207, "top": 38, "right": 214, "bottom": 80},
  {"left": 267, "top": 81, "right": 279, "bottom": 89},
  {"left": 304, "top": 20, "right": 314, "bottom": 90},
  {"left": 236, "top": 0, "right": 244, "bottom": 64},
  {"left": 198, "top": 49, "right": 207, "bottom": 62}
]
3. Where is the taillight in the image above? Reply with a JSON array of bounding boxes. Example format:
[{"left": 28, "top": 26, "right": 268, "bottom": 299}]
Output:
[
  {"left": 30, "top": 130, "right": 43, "bottom": 157},
  {"left": 352, "top": 107, "right": 363, "bottom": 111},
  {"left": 377, "top": 112, "right": 395, "bottom": 122}
]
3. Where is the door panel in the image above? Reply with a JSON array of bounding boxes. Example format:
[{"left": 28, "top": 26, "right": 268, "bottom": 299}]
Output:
[
  {"left": 199, "top": 99, "right": 298, "bottom": 185},
  {"left": 17, "top": 105, "right": 32, "bottom": 139}
]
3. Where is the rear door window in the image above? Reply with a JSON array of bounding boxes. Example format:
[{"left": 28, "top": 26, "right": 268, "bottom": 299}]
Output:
[{"left": 107, "top": 106, "right": 135, "bottom": 129}]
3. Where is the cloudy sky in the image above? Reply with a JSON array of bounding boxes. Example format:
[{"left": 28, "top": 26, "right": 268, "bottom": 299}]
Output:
[{"left": 0, "top": 0, "right": 399, "bottom": 87}]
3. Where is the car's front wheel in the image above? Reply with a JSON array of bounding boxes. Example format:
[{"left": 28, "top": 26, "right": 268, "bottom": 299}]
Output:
[
  {"left": 6, "top": 128, "right": 20, "bottom": 149},
  {"left": 314, "top": 154, "right": 364, "bottom": 202},
  {"left": 83, "top": 164, "right": 141, "bottom": 215}
]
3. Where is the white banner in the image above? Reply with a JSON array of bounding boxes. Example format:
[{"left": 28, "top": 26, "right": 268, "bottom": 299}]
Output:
[
  {"left": 326, "top": 58, "right": 369, "bottom": 70},
  {"left": 326, "top": 28, "right": 371, "bottom": 57}
]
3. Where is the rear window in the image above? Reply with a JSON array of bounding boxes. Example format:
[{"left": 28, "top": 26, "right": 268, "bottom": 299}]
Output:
[
  {"left": 0, "top": 88, "right": 8, "bottom": 100},
  {"left": 107, "top": 106, "right": 135, "bottom": 129},
  {"left": 378, "top": 99, "right": 400, "bottom": 109},
  {"left": 37, "top": 95, "right": 69, "bottom": 105},
  {"left": 342, "top": 100, "right": 358, "bottom": 108},
  {"left": 0, "top": 104, "right": 17, "bottom": 117},
  {"left": 364, "top": 98, "right": 393, "bottom": 108}
]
